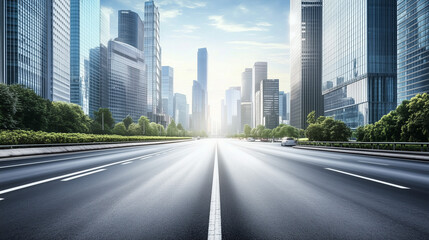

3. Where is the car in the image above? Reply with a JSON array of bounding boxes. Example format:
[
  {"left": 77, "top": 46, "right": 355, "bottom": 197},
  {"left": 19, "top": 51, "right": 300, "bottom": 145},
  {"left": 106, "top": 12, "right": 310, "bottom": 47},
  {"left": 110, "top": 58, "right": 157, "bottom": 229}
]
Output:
[
  {"left": 281, "top": 137, "right": 296, "bottom": 146},
  {"left": 247, "top": 137, "right": 255, "bottom": 142}
]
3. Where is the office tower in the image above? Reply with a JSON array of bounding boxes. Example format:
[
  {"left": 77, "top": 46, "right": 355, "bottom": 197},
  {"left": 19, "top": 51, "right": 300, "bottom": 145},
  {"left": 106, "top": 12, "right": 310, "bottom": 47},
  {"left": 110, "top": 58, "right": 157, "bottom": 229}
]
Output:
[
  {"left": 255, "top": 91, "right": 261, "bottom": 126},
  {"left": 47, "top": 0, "right": 71, "bottom": 102},
  {"left": 240, "top": 102, "right": 252, "bottom": 132},
  {"left": 100, "top": 7, "right": 111, "bottom": 108},
  {"left": 241, "top": 68, "right": 253, "bottom": 102},
  {"left": 192, "top": 80, "right": 205, "bottom": 131},
  {"left": 3, "top": 1, "right": 48, "bottom": 97},
  {"left": 252, "top": 62, "right": 267, "bottom": 127},
  {"left": 117, "top": 10, "right": 144, "bottom": 51},
  {"left": 225, "top": 87, "right": 241, "bottom": 134},
  {"left": 290, "top": 0, "right": 323, "bottom": 129},
  {"left": 0, "top": 1, "right": 3, "bottom": 84},
  {"left": 279, "top": 91, "right": 289, "bottom": 124},
  {"left": 261, "top": 79, "right": 279, "bottom": 129},
  {"left": 322, "top": 0, "right": 397, "bottom": 128},
  {"left": 173, "top": 93, "right": 189, "bottom": 130},
  {"left": 144, "top": 1, "right": 161, "bottom": 122},
  {"left": 397, "top": 0, "right": 429, "bottom": 103},
  {"left": 70, "top": 0, "right": 101, "bottom": 115},
  {"left": 197, "top": 48, "right": 208, "bottom": 131},
  {"left": 161, "top": 66, "right": 174, "bottom": 117},
  {"left": 107, "top": 40, "right": 146, "bottom": 123}
]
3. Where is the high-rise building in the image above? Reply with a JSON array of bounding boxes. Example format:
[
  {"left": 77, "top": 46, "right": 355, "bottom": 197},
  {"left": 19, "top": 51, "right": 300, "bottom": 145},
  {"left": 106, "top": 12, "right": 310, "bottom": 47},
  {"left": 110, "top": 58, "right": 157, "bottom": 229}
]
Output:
[
  {"left": 47, "top": 0, "right": 71, "bottom": 102},
  {"left": 70, "top": 0, "right": 101, "bottom": 116},
  {"left": 322, "top": 0, "right": 397, "bottom": 128},
  {"left": 241, "top": 68, "right": 252, "bottom": 102},
  {"left": 197, "top": 48, "right": 208, "bottom": 131},
  {"left": 279, "top": 91, "right": 290, "bottom": 124},
  {"left": 100, "top": 7, "right": 111, "bottom": 109},
  {"left": 255, "top": 91, "right": 261, "bottom": 126},
  {"left": 117, "top": 10, "right": 144, "bottom": 51},
  {"left": 397, "top": 0, "right": 429, "bottom": 103},
  {"left": 290, "top": 0, "right": 323, "bottom": 129},
  {"left": 261, "top": 79, "right": 279, "bottom": 129},
  {"left": 192, "top": 80, "right": 205, "bottom": 131},
  {"left": 225, "top": 87, "right": 241, "bottom": 134},
  {"left": 240, "top": 102, "right": 252, "bottom": 132},
  {"left": 161, "top": 66, "right": 174, "bottom": 117},
  {"left": 3, "top": 1, "right": 48, "bottom": 97},
  {"left": 107, "top": 40, "right": 146, "bottom": 123},
  {"left": 173, "top": 93, "right": 189, "bottom": 130},
  {"left": 252, "top": 62, "right": 267, "bottom": 127},
  {"left": 0, "top": 1, "right": 4, "bottom": 84},
  {"left": 144, "top": 1, "right": 161, "bottom": 122}
]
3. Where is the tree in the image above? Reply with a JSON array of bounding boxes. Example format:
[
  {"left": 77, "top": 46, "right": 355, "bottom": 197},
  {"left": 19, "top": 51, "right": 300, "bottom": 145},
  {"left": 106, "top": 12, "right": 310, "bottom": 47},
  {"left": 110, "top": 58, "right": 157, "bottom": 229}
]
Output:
[
  {"left": 167, "top": 120, "right": 178, "bottom": 136},
  {"left": 261, "top": 129, "right": 272, "bottom": 139},
  {"left": 244, "top": 124, "right": 251, "bottom": 138},
  {"left": 149, "top": 122, "right": 159, "bottom": 136},
  {"left": 307, "top": 111, "right": 316, "bottom": 125},
  {"left": 157, "top": 124, "right": 166, "bottom": 136},
  {"left": 123, "top": 115, "right": 133, "bottom": 130},
  {"left": 305, "top": 113, "right": 351, "bottom": 141},
  {"left": 113, "top": 122, "right": 127, "bottom": 135},
  {"left": 0, "top": 84, "right": 17, "bottom": 129},
  {"left": 305, "top": 124, "right": 324, "bottom": 141},
  {"left": 49, "top": 102, "right": 91, "bottom": 133},
  {"left": 138, "top": 116, "right": 151, "bottom": 136},
  {"left": 128, "top": 123, "right": 141, "bottom": 136},
  {"left": 92, "top": 108, "right": 115, "bottom": 134},
  {"left": 177, "top": 123, "right": 184, "bottom": 131}
]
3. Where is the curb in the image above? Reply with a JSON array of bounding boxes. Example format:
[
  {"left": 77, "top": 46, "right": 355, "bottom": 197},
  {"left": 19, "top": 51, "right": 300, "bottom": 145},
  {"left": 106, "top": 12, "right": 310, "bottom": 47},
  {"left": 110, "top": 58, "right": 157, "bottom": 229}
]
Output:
[
  {"left": 0, "top": 140, "right": 192, "bottom": 160},
  {"left": 293, "top": 145, "right": 429, "bottom": 161}
]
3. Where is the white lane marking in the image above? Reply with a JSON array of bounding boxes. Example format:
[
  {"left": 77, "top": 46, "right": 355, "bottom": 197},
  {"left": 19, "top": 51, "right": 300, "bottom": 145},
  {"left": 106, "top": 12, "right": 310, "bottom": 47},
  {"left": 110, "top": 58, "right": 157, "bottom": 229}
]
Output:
[
  {"left": 325, "top": 168, "right": 409, "bottom": 189},
  {"left": 208, "top": 144, "right": 222, "bottom": 240},
  {"left": 0, "top": 155, "right": 146, "bottom": 195},
  {"left": 0, "top": 198, "right": 4, "bottom": 201},
  {"left": 61, "top": 169, "right": 106, "bottom": 182},
  {"left": 358, "top": 161, "right": 389, "bottom": 166},
  {"left": 121, "top": 161, "right": 132, "bottom": 165}
]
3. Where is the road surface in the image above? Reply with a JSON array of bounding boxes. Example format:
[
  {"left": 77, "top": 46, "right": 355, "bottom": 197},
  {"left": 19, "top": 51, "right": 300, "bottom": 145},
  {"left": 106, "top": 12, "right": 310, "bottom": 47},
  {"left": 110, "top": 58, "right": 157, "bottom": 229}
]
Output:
[{"left": 0, "top": 139, "right": 428, "bottom": 239}]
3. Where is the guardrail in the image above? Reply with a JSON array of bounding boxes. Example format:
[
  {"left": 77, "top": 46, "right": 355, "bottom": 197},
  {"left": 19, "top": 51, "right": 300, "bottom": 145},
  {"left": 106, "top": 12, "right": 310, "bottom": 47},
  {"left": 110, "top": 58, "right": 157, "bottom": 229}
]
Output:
[{"left": 297, "top": 141, "right": 429, "bottom": 152}]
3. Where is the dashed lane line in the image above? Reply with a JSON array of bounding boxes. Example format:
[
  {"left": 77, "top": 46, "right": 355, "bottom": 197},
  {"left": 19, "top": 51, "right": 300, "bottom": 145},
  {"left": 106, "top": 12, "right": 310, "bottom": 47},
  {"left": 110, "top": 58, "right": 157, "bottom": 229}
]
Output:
[{"left": 208, "top": 143, "right": 222, "bottom": 240}]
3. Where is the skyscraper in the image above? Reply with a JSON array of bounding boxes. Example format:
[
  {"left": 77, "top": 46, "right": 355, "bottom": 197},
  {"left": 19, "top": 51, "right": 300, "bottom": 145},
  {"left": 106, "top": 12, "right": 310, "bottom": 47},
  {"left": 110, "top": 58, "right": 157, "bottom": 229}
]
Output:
[
  {"left": 192, "top": 80, "right": 205, "bottom": 131},
  {"left": 117, "top": 10, "right": 144, "bottom": 51},
  {"left": 107, "top": 40, "right": 146, "bottom": 123},
  {"left": 241, "top": 68, "right": 252, "bottom": 102},
  {"left": 161, "top": 66, "right": 174, "bottom": 117},
  {"left": 197, "top": 48, "right": 208, "bottom": 131},
  {"left": 279, "top": 91, "right": 288, "bottom": 124},
  {"left": 70, "top": 0, "right": 101, "bottom": 115},
  {"left": 261, "top": 79, "right": 279, "bottom": 129},
  {"left": 0, "top": 1, "right": 4, "bottom": 84},
  {"left": 397, "top": 0, "right": 429, "bottom": 103},
  {"left": 240, "top": 102, "right": 252, "bottom": 132},
  {"left": 322, "top": 0, "right": 397, "bottom": 128},
  {"left": 173, "top": 93, "right": 189, "bottom": 130},
  {"left": 290, "top": 0, "right": 323, "bottom": 129},
  {"left": 100, "top": 7, "right": 111, "bottom": 109},
  {"left": 252, "top": 62, "right": 267, "bottom": 127},
  {"left": 144, "top": 1, "right": 162, "bottom": 122},
  {"left": 225, "top": 87, "right": 241, "bottom": 134}
]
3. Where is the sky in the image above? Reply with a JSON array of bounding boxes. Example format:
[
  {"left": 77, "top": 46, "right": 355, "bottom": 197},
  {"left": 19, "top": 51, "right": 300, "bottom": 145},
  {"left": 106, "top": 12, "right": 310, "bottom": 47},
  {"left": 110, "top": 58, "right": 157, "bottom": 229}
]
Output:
[{"left": 101, "top": 0, "right": 290, "bottom": 130}]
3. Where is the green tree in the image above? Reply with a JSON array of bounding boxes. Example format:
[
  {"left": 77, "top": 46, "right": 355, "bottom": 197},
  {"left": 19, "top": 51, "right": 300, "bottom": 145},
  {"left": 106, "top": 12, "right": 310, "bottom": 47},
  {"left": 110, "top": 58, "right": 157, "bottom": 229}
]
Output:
[
  {"left": 138, "top": 116, "right": 151, "bottom": 136},
  {"left": 244, "top": 124, "right": 251, "bottom": 138},
  {"left": 149, "top": 122, "right": 159, "bottom": 136},
  {"left": 307, "top": 111, "right": 316, "bottom": 125},
  {"left": 91, "top": 108, "right": 115, "bottom": 134},
  {"left": 261, "top": 129, "right": 272, "bottom": 139},
  {"left": 177, "top": 123, "right": 184, "bottom": 131},
  {"left": 123, "top": 115, "right": 133, "bottom": 130},
  {"left": 0, "top": 84, "right": 17, "bottom": 129},
  {"left": 49, "top": 102, "right": 91, "bottom": 133},
  {"left": 305, "top": 124, "right": 324, "bottom": 141},
  {"left": 128, "top": 123, "right": 141, "bottom": 136},
  {"left": 158, "top": 124, "right": 166, "bottom": 136},
  {"left": 113, "top": 122, "right": 127, "bottom": 135},
  {"left": 167, "top": 120, "right": 178, "bottom": 136},
  {"left": 402, "top": 93, "right": 429, "bottom": 141}
]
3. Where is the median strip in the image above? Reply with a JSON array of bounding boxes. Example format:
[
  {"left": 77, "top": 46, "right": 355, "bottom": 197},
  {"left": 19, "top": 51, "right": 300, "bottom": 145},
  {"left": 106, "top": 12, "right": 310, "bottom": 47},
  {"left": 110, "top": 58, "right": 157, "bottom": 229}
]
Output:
[
  {"left": 208, "top": 144, "right": 222, "bottom": 240},
  {"left": 61, "top": 169, "right": 106, "bottom": 182},
  {"left": 325, "top": 168, "right": 409, "bottom": 189}
]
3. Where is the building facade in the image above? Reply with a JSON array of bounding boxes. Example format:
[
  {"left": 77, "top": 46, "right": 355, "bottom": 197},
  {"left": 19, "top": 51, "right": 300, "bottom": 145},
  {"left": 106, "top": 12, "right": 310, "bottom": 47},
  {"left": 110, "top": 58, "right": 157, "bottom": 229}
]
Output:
[
  {"left": 100, "top": 7, "right": 111, "bottom": 109},
  {"left": 252, "top": 62, "right": 267, "bottom": 127},
  {"left": 117, "top": 10, "right": 143, "bottom": 51},
  {"left": 279, "top": 91, "right": 290, "bottom": 124},
  {"left": 225, "top": 87, "right": 241, "bottom": 134},
  {"left": 70, "top": 0, "right": 101, "bottom": 116},
  {"left": 261, "top": 79, "right": 279, "bottom": 129},
  {"left": 397, "top": 0, "right": 429, "bottom": 103},
  {"left": 173, "top": 93, "right": 189, "bottom": 130},
  {"left": 197, "top": 48, "right": 208, "bottom": 131},
  {"left": 322, "top": 0, "right": 397, "bottom": 129},
  {"left": 240, "top": 102, "right": 252, "bottom": 132},
  {"left": 107, "top": 40, "right": 146, "bottom": 123},
  {"left": 192, "top": 80, "right": 205, "bottom": 131},
  {"left": 290, "top": 0, "right": 323, "bottom": 129},
  {"left": 144, "top": 1, "right": 161, "bottom": 122},
  {"left": 161, "top": 66, "right": 174, "bottom": 117}
]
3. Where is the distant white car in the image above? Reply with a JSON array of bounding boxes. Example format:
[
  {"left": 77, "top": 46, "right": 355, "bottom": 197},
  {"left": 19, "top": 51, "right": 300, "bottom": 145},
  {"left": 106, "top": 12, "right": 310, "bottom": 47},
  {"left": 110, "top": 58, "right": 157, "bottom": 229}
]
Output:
[
  {"left": 281, "top": 137, "right": 296, "bottom": 146},
  {"left": 247, "top": 137, "right": 255, "bottom": 142}
]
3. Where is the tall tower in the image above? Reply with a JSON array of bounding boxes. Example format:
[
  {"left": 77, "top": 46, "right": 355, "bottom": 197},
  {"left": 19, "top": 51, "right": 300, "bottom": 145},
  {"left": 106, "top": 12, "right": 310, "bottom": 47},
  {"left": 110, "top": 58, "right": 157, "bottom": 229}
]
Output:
[
  {"left": 144, "top": 1, "right": 162, "bottom": 122},
  {"left": 290, "top": 0, "right": 323, "bottom": 129},
  {"left": 197, "top": 48, "right": 208, "bottom": 131},
  {"left": 117, "top": 10, "right": 144, "bottom": 51},
  {"left": 161, "top": 66, "right": 174, "bottom": 118},
  {"left": 252, "top": 62, "right": 267, "bottom": 127},
  {"left": 322, "top": 0, "right": 397, "bottom": 128}
]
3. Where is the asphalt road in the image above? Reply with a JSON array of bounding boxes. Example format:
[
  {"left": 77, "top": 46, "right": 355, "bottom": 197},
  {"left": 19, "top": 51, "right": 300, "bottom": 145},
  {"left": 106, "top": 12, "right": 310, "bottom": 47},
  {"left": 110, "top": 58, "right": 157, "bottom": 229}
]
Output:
[{"left": 1, "top": 139, "right": 428, "bottom": 239}]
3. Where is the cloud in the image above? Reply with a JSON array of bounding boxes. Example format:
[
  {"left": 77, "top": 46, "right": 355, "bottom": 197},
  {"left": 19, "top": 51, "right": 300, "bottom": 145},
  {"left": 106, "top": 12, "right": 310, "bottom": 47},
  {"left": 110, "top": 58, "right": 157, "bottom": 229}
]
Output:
[
  {"left": 101, "top": 6, "right": 114, "bottom": 16},
  {"left": 228, "top": 41, "right": 289, "bottom": 50},
  {"left": 256, "top": 22, "right": 272, "bottom": 27},
  {"left": 162, "top": 9, "right": 182, "bottom": 19},
  {"left": 237, "top": 4, "right": 249, "bottom": 13},
  {"left": 174, "top": 25, "right": 200, "bottom": 33},
  {"left": 157, "top": 0, "right": 206, "bottom": 9},
  {"left": 208, "top": 16, "right": 267, "bottom": 32}
]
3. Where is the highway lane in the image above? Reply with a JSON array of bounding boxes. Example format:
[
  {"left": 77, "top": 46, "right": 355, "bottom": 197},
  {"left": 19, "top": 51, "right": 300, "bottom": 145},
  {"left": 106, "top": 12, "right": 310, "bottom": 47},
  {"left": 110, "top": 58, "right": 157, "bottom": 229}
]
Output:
[
  {"left": 0, "top": 140, "right": 214, "bottom": 239},
  {"left": 220, "top": 140, "right": 429, "bottom": 239},
  {"left": 1, "top": 139, "right": 428, "bottom": 239}
]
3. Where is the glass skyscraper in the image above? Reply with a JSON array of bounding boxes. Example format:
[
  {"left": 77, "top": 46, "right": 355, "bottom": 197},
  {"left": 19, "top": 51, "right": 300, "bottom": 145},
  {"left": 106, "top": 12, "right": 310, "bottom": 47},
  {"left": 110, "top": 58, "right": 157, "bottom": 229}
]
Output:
[
  {"left": 108, "top": 40, "right": 146, "bottom": 123},
  {"left": 225, "top": 87, "right": 241, "bottom": 134},
  {"left": 252, "top": 62, "right": 267, "bottom": 127},
  {"left": 290, "top": 0, "right": 323, "bottom": 130},
  {"left": 144, "top": 1, "right": 161, "bottom": 122},
  {"left": 397, "top": 0, "right": 429, "bottom": 103},
  {"left": 322, "top": 0, "right": 397, "bottom": 129},
  {"left": 161, "top": 66, "right": 174, "bottom": 118},
  {"left": 197, "top": 48, "right": 208, "bottom": 131},
  {"left": 279, "top": 91, "right": 290, "bottom": 124},
  {"left": 261, "top": 79, "right": 279, "bottom": 129},
  {"left": 173, "top": 93, "right": 189, "bottom": 130},
  {"left": 117, "top": 10, "right": 144, "bottom": 51},
  {"left": 70, "top": 0, "right": 100, "bottom": 116},
  {"left": 192, "top": 80, "right": 205, "bottom": 131}
]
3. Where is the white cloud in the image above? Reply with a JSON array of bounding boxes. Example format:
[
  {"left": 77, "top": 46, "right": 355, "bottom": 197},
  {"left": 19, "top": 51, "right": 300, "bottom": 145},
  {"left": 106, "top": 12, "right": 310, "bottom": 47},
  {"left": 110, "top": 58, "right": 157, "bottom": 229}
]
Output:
[
  {"left": 101, "top": 6, "right": 114, "bottom": 16},
  {"left": 237, "top": 4, "right": 249, "bottom": 13},
  {"left": 162, "top": 9, "right": 182, "bottom": 20},
  {"left": 256, "top": 22, "right": 272, "bottom": 27},
  {"left": 228, "top": 41, "right": 289, "bottom": 50},
  {"left": 157, "top": 0, "right": 206, "bottom": 9},
  {"left": 174, "top": 25, "right": 200, "bottom": 33},
  {"left": 208, "top": 16, "right": 267, "bottom": 32}
]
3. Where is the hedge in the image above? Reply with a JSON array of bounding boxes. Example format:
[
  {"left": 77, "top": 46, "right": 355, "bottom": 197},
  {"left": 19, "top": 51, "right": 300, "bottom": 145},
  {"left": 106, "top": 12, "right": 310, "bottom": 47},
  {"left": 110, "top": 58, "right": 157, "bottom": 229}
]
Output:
[{"left": 0, "top": 130, "right": 191, "bottom": 145}]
